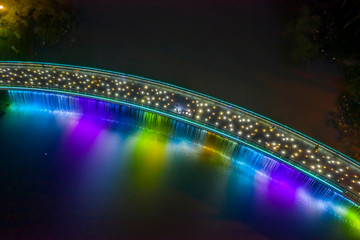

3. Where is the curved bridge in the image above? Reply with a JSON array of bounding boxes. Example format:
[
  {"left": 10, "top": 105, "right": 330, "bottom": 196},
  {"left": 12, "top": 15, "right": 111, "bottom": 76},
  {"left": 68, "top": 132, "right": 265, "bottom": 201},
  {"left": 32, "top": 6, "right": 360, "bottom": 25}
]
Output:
[{"left": 1, "top": 61, "right": 360, "bottom": 205}]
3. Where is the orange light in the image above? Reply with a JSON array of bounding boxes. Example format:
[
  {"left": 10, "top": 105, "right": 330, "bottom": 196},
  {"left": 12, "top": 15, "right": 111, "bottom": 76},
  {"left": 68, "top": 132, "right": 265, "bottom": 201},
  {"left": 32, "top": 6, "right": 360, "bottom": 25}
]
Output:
[{"left": 0, "top": 5, "right": 4, "bottom": 10}]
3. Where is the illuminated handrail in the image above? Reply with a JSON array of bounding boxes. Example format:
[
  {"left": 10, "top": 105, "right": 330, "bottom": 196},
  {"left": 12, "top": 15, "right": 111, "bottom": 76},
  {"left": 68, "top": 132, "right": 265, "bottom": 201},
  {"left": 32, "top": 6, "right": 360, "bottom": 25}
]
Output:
[{"left": 0, "top": 61, "right": 359, "bottom": 205}]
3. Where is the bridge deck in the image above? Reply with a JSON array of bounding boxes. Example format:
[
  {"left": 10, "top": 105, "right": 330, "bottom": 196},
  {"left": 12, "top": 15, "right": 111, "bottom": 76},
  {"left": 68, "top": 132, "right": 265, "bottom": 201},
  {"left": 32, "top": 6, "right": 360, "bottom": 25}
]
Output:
[{"left": 1, "top": 61, "right": 359, "bottom": 204}]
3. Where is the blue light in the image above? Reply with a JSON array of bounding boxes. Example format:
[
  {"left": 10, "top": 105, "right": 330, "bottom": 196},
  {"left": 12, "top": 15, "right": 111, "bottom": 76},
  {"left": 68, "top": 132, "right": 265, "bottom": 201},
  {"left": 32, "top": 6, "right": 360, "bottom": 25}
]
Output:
[
  {"left": 0, "top": 86, "right": 344, "bottom": 194},
  {"left": 0, "top": 60, "right": 356, "bottom": 166}
]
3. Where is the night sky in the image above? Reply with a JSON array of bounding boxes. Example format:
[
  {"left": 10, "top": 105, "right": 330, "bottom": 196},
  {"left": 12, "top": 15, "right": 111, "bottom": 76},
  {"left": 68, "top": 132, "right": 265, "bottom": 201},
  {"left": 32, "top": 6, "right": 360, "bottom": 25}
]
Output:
[{"left": 34, "top": 0, "right": 344, "bottom": 153}]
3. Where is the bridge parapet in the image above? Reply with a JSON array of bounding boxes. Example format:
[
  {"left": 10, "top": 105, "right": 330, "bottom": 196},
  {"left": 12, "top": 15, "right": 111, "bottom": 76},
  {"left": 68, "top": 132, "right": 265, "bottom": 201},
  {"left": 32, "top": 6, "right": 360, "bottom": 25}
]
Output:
[{"left": 1, "top": 61, "right": 360, "bottom": 204}]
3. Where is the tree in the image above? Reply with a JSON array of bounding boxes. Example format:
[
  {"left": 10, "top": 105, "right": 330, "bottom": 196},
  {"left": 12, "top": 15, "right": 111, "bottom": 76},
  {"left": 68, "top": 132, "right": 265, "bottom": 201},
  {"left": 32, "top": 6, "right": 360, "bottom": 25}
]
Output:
[
  {"left": 285, "top": 7, "right": 321, "bottom": 63},
  {"left": 277, "top": 0, "right": 360, "bottom": 159},
  {"left": 0, "top": 0, "right": 75, "bottom": 59}
]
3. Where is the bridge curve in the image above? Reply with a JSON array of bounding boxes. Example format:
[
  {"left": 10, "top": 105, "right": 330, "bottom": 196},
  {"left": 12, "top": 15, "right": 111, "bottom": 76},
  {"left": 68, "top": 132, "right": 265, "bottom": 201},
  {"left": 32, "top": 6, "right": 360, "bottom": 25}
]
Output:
[{"left": 1, "top": 61, "right": 360, "bottom": 205}]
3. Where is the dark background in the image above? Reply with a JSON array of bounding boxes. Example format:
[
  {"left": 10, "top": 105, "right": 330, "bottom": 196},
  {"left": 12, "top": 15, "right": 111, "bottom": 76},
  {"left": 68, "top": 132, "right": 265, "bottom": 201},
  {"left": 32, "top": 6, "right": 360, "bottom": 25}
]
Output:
[
  {"left": 1, "top": 1, "right": 359, "bottom": 239},
  {"left": 34, "top": 0, "right": 344, "bottom": 152}
]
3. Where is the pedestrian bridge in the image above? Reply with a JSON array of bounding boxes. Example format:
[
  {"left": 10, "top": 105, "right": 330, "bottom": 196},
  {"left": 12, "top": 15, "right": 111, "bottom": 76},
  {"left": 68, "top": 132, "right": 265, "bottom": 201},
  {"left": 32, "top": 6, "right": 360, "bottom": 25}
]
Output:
[{"left": 1, "top": 61, "right": 360, "bottom": 205}]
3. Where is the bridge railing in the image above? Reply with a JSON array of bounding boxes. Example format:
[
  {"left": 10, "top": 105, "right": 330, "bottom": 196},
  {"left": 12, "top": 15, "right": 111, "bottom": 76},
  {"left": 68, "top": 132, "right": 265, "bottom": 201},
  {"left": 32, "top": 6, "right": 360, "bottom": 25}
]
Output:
[{"left": 1, "top": 61, "right": 360, "bottom": 205}]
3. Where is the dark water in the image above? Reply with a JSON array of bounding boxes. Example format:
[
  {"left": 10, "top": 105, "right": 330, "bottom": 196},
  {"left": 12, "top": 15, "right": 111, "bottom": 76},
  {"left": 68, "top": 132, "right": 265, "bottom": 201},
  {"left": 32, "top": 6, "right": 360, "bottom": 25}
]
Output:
[{"left": 0, "top": 91, "right": 359, "bottom": 240}]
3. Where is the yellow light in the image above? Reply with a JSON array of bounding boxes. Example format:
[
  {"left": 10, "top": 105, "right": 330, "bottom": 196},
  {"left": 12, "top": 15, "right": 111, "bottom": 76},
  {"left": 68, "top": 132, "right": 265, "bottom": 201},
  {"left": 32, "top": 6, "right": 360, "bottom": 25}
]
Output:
[{"left": 0, "top": 5, "right": 4, "bottom": 10}]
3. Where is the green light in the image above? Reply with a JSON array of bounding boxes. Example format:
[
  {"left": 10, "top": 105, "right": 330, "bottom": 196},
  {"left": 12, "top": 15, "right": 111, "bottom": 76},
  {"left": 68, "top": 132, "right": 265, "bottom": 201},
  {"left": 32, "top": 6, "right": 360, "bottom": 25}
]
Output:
[
  {"left": 130, "top": 130, "right": 168, "bottom": 189},
  {"left": 0, "top": 61, "right": 357, "bottom": 166},
  {"left": 0, "top": 86, "right": 344, "bottom": 194}
]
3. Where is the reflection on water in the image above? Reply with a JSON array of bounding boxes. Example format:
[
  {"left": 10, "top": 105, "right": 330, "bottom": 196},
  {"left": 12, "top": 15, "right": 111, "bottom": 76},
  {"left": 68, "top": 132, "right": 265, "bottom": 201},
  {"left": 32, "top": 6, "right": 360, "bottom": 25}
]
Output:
[{"left": 0, "top": 91, "right": 360, "bottom": 239}]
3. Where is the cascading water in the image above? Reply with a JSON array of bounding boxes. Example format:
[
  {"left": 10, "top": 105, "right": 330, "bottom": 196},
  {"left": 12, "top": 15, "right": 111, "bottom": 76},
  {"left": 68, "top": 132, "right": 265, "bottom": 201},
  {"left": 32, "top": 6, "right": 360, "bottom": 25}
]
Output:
[
  {"left": 8, "top": 90, "right": 239, "bottom": 161},
  {"left": 3, "top": 90, "right": 360, "bottom": 239},
  {"left": 6, "top": 90, "right": 358, "bottom": 204}
]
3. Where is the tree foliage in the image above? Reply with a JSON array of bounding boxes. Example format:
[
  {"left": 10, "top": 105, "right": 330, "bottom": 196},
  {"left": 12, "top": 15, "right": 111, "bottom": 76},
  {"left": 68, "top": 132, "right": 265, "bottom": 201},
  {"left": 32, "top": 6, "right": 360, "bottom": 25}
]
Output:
[
  {"left": 0, "top": 0, "right": 75, "bottom": 58},
  {"left": 285, "top": 7, "right": 320, "bottom": 62},
  {"left": 281, "top": 0, "right": 360, "bottom": 159}
]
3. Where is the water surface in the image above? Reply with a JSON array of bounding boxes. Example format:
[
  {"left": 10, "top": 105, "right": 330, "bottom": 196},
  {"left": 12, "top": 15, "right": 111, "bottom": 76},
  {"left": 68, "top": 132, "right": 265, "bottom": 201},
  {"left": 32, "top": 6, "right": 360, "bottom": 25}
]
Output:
[{"left": 0, "top": 91, "right": 359, "bottom": 240}]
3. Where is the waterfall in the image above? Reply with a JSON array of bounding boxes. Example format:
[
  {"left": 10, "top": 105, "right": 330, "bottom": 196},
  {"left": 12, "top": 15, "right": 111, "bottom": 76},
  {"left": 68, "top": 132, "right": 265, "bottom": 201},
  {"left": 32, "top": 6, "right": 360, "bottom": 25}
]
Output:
[{"left": 7, "top": 90, "right": 360, "bottom": 215}]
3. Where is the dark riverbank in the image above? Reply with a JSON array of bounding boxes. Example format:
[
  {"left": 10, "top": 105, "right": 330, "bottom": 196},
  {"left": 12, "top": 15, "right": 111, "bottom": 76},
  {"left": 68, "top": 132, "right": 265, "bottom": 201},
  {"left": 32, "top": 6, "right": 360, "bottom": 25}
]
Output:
[{"left": 0, "top": 91, "right": 9, "bottom": 117}]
